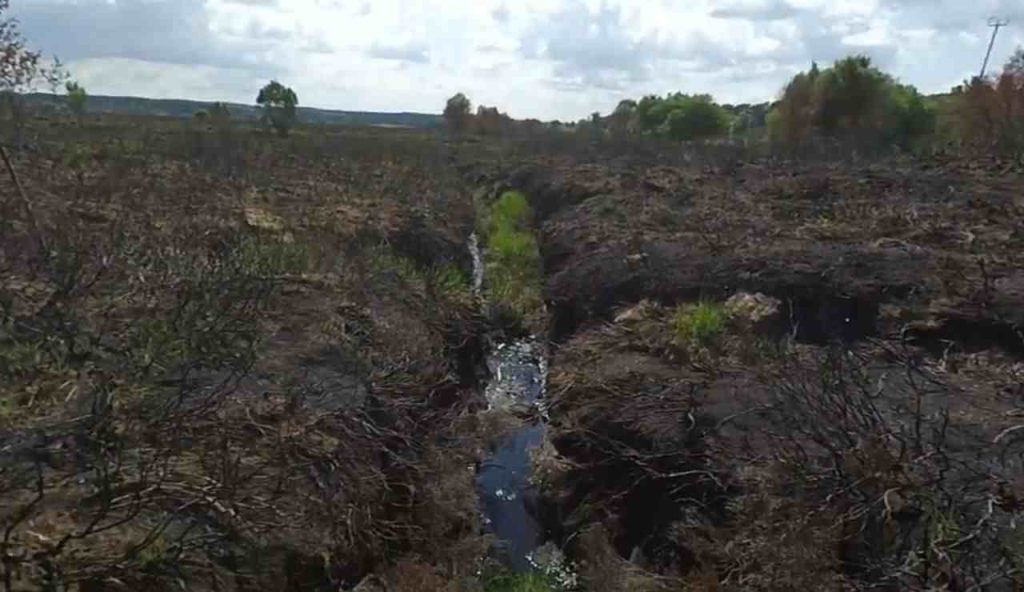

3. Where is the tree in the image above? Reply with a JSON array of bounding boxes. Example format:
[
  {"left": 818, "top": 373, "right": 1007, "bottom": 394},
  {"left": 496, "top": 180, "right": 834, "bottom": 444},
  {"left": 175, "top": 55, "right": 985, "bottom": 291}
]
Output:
[
  {"left": 626, "top": 93, "right": 731, "bottom": 141},
  {"left": 65, "top": 80, "right": 87, "bottom": 124},
  {"left": 0, "top": 0, "right": 43, "bottom": 93},
  {"left": 475, "top": 105, "right": 511, "bottom": 136},
  {"left": 1007, "top": 47, "right": 1024, "bottom": 76},
  {"left": 443, "top": 93, "right": 472, "bottom": 134},
  {"left": 767, "top": 63, "right": 821, "bottom": 146},
  {"left": 609, "top": 99, "right": 638, "bottom": 137},
  {"left": 256, "top": 80, "right": 298, "bottom": 136},
  {"left": 767, "top": 55, "right": 935, "bottom": 149},
  {"left": 661, "top": 95, "right": 730, "bottom": 141},
  {"left": 813, "top": 56, "right": 890, "bottom": 133},
  {"left": 950, "top": 57, "right": 1024, "bottom": 158},
  {"left": 1, "top": 0, "right": 64, "bottom": 141}
]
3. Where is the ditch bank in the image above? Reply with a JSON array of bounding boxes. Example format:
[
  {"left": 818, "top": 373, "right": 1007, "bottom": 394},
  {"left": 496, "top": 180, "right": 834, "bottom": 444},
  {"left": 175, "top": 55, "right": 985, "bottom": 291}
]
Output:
[{"left": 461, "top": 157, "right": 1024, "bottom": 590}]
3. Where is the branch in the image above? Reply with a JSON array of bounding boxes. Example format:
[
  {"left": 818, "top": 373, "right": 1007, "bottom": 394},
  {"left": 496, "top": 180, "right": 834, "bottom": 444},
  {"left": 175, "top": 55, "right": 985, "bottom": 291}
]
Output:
[{"left": 0, "top": 144, "right": 46, "bottom": 255}]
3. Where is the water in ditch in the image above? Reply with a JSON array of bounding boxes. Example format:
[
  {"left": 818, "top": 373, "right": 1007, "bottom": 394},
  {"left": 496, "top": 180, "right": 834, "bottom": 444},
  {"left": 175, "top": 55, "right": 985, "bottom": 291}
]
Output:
[{"left": 470, "top": 232, "right": 549, "bottom": 571}]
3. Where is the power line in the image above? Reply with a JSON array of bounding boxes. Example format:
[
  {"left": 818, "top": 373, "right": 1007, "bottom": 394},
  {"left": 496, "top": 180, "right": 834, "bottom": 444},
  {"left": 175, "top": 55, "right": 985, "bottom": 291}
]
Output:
[{"left": 980, "top": 16, "right": 1010, "bottom": 79}]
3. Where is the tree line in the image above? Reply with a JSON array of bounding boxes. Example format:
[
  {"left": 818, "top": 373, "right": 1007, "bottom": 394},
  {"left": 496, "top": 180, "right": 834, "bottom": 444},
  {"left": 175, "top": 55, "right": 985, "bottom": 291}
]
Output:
[{"left": 444, "top": 50, "right": 1024, "bottom": 159}]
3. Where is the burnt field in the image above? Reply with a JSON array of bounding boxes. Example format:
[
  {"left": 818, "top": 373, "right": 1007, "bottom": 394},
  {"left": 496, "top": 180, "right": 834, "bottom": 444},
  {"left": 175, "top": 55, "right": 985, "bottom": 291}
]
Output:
[
  {"left": 2, "top": 114, "right": 1024, "bottom": 591},
  {"left": 465, "top": 147, "right": 1024, "bottom": 590}
]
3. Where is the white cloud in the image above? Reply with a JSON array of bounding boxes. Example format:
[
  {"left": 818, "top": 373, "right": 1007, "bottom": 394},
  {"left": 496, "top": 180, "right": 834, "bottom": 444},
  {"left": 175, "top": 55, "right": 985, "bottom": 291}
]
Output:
[{"left": 11, "top": 0, "right": 1024, "bottom": 120}]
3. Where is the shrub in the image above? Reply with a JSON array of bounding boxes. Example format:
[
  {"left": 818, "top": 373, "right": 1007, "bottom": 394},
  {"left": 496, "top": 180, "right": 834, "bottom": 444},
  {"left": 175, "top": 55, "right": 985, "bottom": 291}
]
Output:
[
  {"left": 949, "top": 53, "right": 1024, "bottom": 158},
  {"left": 661, "top": 95, "right": 731, "bottom": 140},
  {"left": 672, "top": 301, "right": 725, "bottom": 347},
  {"left": 630, "top": 93, "right": 731, "bottom": 140},
  {"left": 767, "top": 55, "right": 935, "bottom": 151}
]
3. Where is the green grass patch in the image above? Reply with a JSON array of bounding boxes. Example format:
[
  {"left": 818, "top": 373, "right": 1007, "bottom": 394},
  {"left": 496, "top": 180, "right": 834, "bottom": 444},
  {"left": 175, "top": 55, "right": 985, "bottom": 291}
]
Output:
[
  {"left": 483, "top": 191, "right": 543, "bottom": 320},
  {"left": 431, "top": 263, "right": 471, "bottom": 299},
  {"left": 234, "top": 234, "right": 311, "bottom": 277},
  {"left": 488, "top": 190, "right": 532, "bottom": 234},
  {"left": 672, "top": 301, "right": 726, "bottom": 347},
  {"left": 485, "top": 572, "right": 558, "bottom": 592}
]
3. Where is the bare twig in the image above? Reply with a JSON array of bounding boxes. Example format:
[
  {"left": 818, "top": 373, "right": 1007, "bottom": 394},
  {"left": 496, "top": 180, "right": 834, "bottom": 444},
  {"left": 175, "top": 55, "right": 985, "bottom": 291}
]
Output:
[{"left": 0, "top": 144, "right": 46, "bottom": 255}]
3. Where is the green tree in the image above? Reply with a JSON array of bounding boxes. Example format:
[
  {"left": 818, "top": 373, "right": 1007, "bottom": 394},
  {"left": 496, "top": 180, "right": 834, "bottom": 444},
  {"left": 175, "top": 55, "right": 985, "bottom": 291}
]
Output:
[
  {"left": 256, "top": 80, "right": 298, "bottom": 136},
  {"left": 813, "top": 56, "right": 890, "bottom": 133},
  {"left": 661, "top": 95, "right": 731, "bottom": 140},
  {"left": 885, "top": 84, "right": 935, "bottom": 147},
  {"left": 627, "top": 93, "right": 731, "bottom": 141},
  {"left": 65, "top": 80, "right": 86, "bottom": 124},
  {"left": 636, "top": 94, "right": 674, "bottom": 131},
  {"left": 443, "top": 92, "right": 472, "bottom": 134},
  {"left": 767, "top": 55, "right": 934, "bottom": 149}
]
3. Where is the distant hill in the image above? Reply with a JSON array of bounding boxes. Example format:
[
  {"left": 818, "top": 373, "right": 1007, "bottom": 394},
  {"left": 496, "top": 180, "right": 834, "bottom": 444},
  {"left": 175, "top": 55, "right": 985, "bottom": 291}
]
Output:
[{"left": 21, "top": 93, "right": 444, "bottom": 129}]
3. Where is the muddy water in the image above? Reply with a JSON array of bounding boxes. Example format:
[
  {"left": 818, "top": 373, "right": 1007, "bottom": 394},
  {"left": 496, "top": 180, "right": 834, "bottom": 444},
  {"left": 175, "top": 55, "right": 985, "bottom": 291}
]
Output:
[{"left": 470, "top": 236, "right": 549, "bottom": 571}]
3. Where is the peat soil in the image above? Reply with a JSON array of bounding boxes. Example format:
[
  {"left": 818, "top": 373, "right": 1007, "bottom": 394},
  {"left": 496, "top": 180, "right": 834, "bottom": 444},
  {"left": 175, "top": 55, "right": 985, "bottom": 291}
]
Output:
[
  {"left": 0, "top": 121, "right": 503, "bottom": 591},
  {"left": 462, "top": 152, "right": 1024, "bottom": 590}
]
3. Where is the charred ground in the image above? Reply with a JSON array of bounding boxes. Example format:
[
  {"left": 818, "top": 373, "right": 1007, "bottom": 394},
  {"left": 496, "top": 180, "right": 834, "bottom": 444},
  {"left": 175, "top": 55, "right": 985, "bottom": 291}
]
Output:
[{"left": 1, "top": 112, "right": 1023, "bottom": 591}]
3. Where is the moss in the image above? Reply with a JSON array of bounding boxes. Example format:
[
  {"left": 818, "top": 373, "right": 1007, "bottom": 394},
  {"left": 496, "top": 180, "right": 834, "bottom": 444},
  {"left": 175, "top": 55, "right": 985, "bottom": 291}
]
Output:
[{"left": 672, "top": 301, "right": 725, "bottom": 347}]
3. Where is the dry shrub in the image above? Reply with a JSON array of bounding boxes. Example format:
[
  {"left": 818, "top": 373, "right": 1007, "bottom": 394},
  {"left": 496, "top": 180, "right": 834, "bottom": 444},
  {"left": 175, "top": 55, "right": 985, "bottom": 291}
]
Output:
[
  {"left": 760, "top": 345, "right": 1024, "bottom": 590},
  {"left": 951, "top": 72, "right": 1024, "bottom": 158},
  {"left": 572, "top": 525, "right": 681, "bottom": 592}
]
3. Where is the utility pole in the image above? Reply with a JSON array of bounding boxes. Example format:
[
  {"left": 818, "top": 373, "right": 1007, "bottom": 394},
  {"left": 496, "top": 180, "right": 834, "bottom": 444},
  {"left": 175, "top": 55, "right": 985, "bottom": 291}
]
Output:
[{"left": 980, "top": 17, "right": 1010, "bottom": 79}]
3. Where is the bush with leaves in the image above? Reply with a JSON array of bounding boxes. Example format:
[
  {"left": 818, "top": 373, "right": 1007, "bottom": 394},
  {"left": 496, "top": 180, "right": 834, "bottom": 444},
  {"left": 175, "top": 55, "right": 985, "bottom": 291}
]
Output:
[
  {"left": 767, "top": 55, "right": 935, "bottom": 151},
  {"left": 624, "top": 93, "right": 732, "bottom": 141}
]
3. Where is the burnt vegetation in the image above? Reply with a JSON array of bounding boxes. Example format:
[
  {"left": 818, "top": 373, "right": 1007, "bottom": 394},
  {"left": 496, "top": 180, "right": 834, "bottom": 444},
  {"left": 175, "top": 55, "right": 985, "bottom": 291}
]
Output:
[{"left": 2, "top": 4, "right": 1024, "bottom": 590}]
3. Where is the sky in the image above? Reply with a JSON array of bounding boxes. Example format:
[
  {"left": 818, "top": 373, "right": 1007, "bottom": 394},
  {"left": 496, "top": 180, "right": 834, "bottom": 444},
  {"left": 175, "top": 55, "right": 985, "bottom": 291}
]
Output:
[{"left": 11, "top": 0, "right": 1024, "bottom": 121}]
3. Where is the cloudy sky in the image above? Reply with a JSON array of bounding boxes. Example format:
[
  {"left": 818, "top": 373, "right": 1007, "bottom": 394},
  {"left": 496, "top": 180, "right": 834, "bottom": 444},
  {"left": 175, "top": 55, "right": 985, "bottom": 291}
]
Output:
[{"left": 12, "top": 0, "right": 1024, "bottom": 120}]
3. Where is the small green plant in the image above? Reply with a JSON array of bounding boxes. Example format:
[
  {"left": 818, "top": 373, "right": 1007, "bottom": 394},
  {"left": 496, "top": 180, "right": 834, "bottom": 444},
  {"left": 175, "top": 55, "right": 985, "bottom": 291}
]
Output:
[
  {"left": 673, "top": 301, "right": 725, "bottom": 347},
  {"left": 65, "top": 80, "right": 87, "bottom": 125},
  {"left": 485, "top": 572, "right": 558, "bottom": 592},
  {"left": 432, "top": 263, "right": 470, "bottom": 297},
  {"left": 234, "top": 235, "right": 311, "bottom": 277},
  {"left": 368, "top": 246, "right": 423, "bottom": 286}
]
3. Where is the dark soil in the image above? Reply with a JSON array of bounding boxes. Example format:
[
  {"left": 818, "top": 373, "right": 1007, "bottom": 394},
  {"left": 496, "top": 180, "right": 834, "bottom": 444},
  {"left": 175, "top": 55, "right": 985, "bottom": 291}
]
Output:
[
  {"left": 465, "top": 149, "right": 1024, "bottom": 590},
  {"left": 3, "top": 112, "right": 1023, "bottom": 591}
]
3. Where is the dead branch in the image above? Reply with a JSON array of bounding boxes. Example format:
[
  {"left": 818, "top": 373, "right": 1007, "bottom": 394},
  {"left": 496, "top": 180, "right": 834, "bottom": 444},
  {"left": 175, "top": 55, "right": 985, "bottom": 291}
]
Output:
[{"left": 0, "top": 144, "right": 46, "bottom": 255}]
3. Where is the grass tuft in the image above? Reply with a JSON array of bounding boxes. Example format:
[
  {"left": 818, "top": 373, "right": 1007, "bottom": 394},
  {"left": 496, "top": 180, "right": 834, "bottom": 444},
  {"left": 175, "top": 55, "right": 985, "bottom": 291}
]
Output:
[
  {"left": 483, "top": 191, "right": 543, "bottom": 321},
  {"left": 672, "top": 301, "right": 726, "bottom": 347},
  {"left": 485, "top": 572, "right": 559, "bottom": 592}
]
